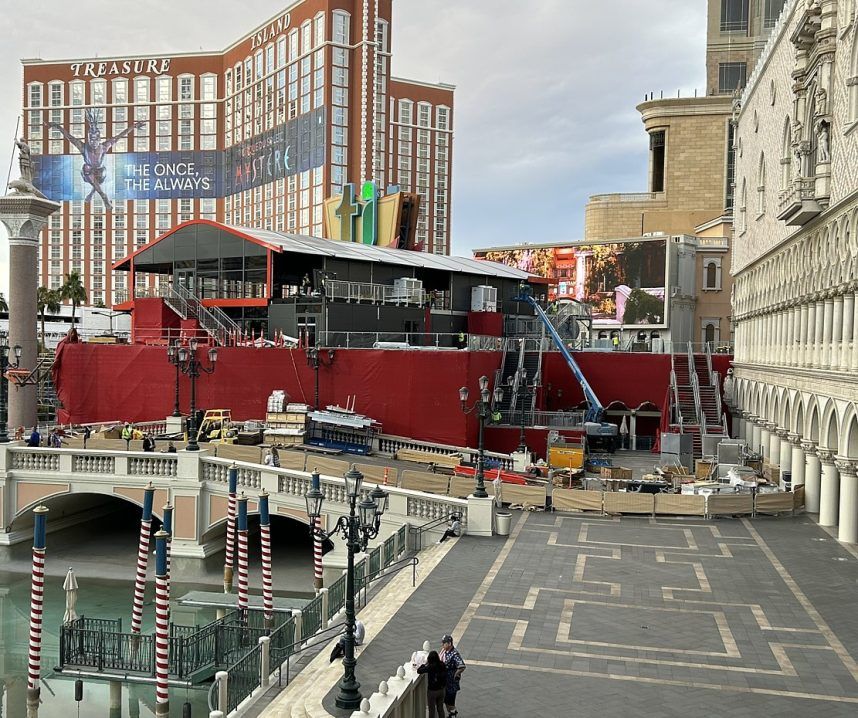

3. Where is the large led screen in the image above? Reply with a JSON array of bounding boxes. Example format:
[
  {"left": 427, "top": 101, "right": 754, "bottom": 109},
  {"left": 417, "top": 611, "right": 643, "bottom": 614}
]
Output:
[{"left": 482, "top": 240, "right": 667, "bottom": 325}]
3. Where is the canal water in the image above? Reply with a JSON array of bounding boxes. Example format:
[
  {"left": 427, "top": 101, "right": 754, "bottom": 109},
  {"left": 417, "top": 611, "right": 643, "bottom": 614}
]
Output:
[{"left": 0, "top": 500, "right": 315, "bottom": 717}]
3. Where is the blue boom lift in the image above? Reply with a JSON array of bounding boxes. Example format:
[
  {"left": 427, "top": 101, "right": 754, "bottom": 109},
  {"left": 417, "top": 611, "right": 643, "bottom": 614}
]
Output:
[{"left": 514, "top": 291, "right": 619, "bottom": 452}]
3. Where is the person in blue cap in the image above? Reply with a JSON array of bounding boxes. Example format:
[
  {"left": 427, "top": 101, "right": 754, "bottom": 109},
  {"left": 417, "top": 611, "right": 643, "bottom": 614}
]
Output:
[{"left": 439, "top": 633, "right": 465, "bottom": 717}]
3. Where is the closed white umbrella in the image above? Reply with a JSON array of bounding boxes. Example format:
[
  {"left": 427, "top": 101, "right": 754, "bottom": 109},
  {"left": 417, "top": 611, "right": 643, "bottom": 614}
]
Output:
[
  {"left": 62, "top": 567, "right": 78, "bottom": 623},
  {"left": 620, "top": 416, "right": 629, "bottom": 435}
]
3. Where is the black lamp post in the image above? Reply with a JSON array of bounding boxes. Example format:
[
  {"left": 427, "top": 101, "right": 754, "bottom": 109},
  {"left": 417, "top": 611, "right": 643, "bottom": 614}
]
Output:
[
  {"left": 166, "top": 341, "right": 182, "bottom": 418},
  {"left": 305, "top": 466, "right": 388, "bottom": 710},
  {"left": 175, "top": 339, "right": 218, "bottom": 451},
  {"left": 459, "top": 375, "right": 504, "bottom": 498},
  {"left": 0, "top": 337, "right": 22, "bottom": 443},
  {"left": 305, "top": 347, "right": 335, "bottom": 410}
]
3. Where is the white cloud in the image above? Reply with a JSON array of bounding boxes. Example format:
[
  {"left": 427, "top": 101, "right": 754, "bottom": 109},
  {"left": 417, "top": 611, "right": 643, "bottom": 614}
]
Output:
[{"left": 0, "top": 0, "right": 705, "bottom": 296}]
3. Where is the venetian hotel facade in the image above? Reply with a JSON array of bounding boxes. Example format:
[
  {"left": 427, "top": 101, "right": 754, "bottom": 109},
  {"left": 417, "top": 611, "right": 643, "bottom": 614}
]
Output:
[{"left": 21, "top": 0, "right": 454, "bottom": 307}]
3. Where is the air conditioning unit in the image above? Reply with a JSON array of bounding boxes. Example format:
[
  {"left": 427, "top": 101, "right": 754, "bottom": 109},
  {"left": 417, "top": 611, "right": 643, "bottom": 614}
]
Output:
[
  {"left": 391, "top": 277, "right": 423, "bottom": 303},
  {"left": 471, "top": 285, "right": 498, "bottom": 312}
]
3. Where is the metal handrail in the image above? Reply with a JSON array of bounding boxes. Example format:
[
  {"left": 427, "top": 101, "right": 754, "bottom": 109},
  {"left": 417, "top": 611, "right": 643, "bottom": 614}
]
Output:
[{"left": 705, "top": 342, "right": 715, "bottom": 384}]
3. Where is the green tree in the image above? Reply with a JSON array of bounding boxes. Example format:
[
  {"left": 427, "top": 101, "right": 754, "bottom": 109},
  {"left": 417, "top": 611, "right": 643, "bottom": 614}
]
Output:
[
  {"left": 60, "top": 271, "right": 87, "bottom": 324},
  {"left": 622, "top": 288, "right": 664, "bottom": 324},
  {"left": 37, "top": 286, "right": 61, "bottom": 349}
]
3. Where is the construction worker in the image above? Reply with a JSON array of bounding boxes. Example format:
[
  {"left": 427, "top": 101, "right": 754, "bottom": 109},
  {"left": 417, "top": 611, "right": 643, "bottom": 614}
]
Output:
[
  {"left": 121, "top": 422, "right": 133, "bottom": 450},
  {"left": 457, "top": 331, "right": 466, "bottom": 349},
  {"left": 612, "top": 334, "right": 620, "bottom": 351}
]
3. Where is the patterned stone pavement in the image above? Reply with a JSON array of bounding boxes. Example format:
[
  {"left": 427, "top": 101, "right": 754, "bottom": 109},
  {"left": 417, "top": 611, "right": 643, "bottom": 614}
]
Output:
[{"left": 336, "top": 511, "right": 858, "bottom": 717}]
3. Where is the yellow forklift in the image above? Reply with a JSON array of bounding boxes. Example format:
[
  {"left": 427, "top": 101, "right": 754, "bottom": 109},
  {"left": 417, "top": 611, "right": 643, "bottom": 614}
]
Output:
[{"left": 191, "top": 409, "right": 236, "bottom": 444}]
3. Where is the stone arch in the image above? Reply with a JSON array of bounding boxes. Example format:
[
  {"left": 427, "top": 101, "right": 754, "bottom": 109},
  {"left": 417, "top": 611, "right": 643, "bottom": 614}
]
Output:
[
  {"left": 807, "top": 399, "right": 821, "bottom": 442},
  {"left": 793, "top": 396, "right": 805, "bottom": 437},
  {"left": 844, "top": 409, "right": 858, "bottom": 457},
  {"left": 821, "top": 400, "right": 840, "bottom": 452}
]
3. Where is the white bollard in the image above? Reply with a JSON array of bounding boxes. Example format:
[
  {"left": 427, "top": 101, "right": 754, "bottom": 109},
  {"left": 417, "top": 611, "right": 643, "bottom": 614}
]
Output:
[
  {"left": 292, "top": 609, "right": 303, "bottom": 644},
  {"left": 319, "top": 588, "right": 329, "bottom": 630},
  {"left": 259, "top": 636, "right": 271, "bottom": 688},
  {"left": 210, "top": 712, "right": 224, "bottom": 718},
  {"left": 215, "top": 671, "right": 228, "bottom": 713}
]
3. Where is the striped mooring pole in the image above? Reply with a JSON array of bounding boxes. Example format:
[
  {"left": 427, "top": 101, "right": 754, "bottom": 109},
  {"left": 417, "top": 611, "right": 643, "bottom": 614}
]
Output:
[
  {"left": 162, "top": 503, "right": 173, "bottom": 617},
  {"left": 27, "top": 505, "right": 48, "bottom": 718},
  {"left": 131, "top": 483, "right": 155, "bottom": 634},
  {"left": 259, "top": 490, "right": 274, "bottom": 628},
  {"left": 223, "top": 465, "right": 238, "bottom": 593},
  {"left": 237, "top": 493, "right": 249, "bottom": 619},
  {"left": 153, "top": 530, "right": 170, "bottom": 717},
  {"left": 312, "top": 470, "right": 324, "bottom": 590}
]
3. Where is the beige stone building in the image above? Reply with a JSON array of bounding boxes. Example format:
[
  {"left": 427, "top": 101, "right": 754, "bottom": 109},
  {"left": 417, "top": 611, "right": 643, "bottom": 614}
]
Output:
[{"left": 729, "top": 0, "right": 858, "bottom": 544}]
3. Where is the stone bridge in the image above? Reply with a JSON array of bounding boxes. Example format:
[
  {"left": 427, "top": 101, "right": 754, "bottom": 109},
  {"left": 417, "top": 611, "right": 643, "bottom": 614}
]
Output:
[{"left": 0, "top": 445, "right": 487, "bottom": 579}]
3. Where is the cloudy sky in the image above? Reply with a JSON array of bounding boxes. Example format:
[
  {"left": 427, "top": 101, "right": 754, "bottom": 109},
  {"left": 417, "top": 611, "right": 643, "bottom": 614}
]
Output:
[{"left": 0, "top": 0, "right": 705, "bottom": 294}]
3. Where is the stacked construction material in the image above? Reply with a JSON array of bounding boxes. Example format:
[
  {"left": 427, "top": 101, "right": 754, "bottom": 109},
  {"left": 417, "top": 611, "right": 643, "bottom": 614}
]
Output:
[{"left": 265, "top": 402, "right": 309, "bottom": 446}]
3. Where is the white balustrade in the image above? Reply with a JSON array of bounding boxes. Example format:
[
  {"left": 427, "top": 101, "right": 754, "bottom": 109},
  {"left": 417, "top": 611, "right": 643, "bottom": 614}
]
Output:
[
  {"left": 72, "top": 454, "right": 116, "bottom": 474},
  {"left": 128, "top": 456, "right": 178, "bottom": 477}
]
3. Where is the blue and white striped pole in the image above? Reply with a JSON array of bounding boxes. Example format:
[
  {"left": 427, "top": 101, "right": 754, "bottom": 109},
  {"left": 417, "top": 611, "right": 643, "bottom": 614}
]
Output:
[
  {"left": 162, "top": 503, "right": 173, "bottom": 617},
  {"left": 153, "top": 530, "right": 170, "bottom": 717},
  {"left": 237, "top": 494, "right": 249, "bottom": 619},
  {"left": 27, "top": 505, "right": 48, "bottom": 716}
]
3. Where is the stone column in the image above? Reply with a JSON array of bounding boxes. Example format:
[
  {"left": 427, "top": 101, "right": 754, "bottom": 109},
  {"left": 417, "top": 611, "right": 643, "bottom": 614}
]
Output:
[
  {"left": 803, "top": 441, "right": 821, "bottom": 513},
  {"left": 788, "top": 307, "right": 797, "bottom": 366},
  {"left": 806, "top": 301, "right": 816, "bottom": 367},
  {"left": 832, "top": 293, "right": 844, "bottom": 369},
  {"left": 0, "top": 194, "right": 60, "bottom": 431},
  {"left": 789, "top": 434, "right": 806, "bottom": 487},
  {"left": 852, "top": 287, "right": 858, "bottom": 371},
  {"left": 814, "top": 299, "right": 825, "bottom": 368},
  {"left": 800, "top": 303, "right": 810, "bottom": 367},
  {"left": 836, "top": 458, "right": 858, "bottom": 544},
  {"left": 841, "top": 290, "right": 854, "bottom": 371},
  {"left": 759, "top": 423, "right": 772, "bottom": 460},
  {"left": 818, "top": 449, "right": 839, "bottom": 527},
  {"left": 752, "top": 418, "right": 763, "bottom": 456},
  {"left": 768, "top": 424, "right": 780, "bottom": 467},
  {"left": 822, "top": 296, "right": 834, "bottom": 369},
  {"left": 778, "top": 428, "right": 792, "bottom": 486}
]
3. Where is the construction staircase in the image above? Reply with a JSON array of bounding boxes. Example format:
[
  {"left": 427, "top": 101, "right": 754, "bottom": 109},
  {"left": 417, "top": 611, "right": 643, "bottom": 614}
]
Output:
[
  {"left": 162, "top": 283, "right": 241, "bottom": 346},
  {"left": 667, "top": 344, "right": 728, "bottom": 459},
  {"left": 493, "top": 336, "right": 545, "bottom": 424}
]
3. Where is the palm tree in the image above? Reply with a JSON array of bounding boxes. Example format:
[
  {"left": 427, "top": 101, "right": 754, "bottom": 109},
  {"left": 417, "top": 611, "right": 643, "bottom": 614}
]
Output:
[
  {"left": 37, "top": 287, "right": 61, "bottom": 349},
  {"left": 59, "top": 271, "right": 87, "bottom": 324},
  {"left": 0, "top": 293, "right": 8, "bottom": 313}
]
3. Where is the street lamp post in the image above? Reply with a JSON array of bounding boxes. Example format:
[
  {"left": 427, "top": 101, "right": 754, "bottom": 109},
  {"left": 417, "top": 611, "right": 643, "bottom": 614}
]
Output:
[
  {"left": 458, "top": 375, "right": 504, "bottom": 498},
  {"left": 166, "top": 341, "right": 182, "bottom": 418},
  {"left": 305, "top": 347, "right": 335, "bottom": 410},
  {"left": 305, "top": 467, "right": 388, "bottom": 710},
  {"left": 0, "top": 337, "right": 22, "bottom": 443},
  {"left": 174, "top": 339, "right": 218, "bottom": 451}
]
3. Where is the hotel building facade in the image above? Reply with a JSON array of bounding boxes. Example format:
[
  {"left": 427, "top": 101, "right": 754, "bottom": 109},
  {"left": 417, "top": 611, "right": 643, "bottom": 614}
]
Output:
[{"left": 21, "top": 0, "right": 454, "bottom": 308}]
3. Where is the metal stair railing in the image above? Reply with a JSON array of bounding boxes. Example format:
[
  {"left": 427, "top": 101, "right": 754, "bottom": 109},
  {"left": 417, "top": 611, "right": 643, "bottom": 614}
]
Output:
[
  {"left": 159, "top": 283, "right": 190, "bottom": 321},
  {"left": 170, "top": 283, "right": 240, "bottom": 346},
  {"left": 705, "top": 341, "right": 715, "bottom": 385}
]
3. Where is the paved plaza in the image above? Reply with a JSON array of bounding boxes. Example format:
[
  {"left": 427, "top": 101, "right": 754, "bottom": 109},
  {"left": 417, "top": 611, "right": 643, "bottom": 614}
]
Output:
[{"left": 332, "top": 511, "right": 858, "bottom": 717}]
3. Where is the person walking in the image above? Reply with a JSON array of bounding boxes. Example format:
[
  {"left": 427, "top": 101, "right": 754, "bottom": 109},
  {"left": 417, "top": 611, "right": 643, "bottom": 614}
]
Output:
[
  {"left": 82, "top": 425, "right": 91, "bottom": 449},
  {"left": 264, "top": 447, "right": 281, "bottom": 467},
  {"left": 438, "top": 514, "right": 461, "bottom": 543},
  {"left": 417, "top": 650, "right": 448, "bottom": 718},
  {"left": 439, "top": 634, "right": 465, "bottom": 717},
  {"left": 142, "top": 433, "right": 156, "bottom": 452}
]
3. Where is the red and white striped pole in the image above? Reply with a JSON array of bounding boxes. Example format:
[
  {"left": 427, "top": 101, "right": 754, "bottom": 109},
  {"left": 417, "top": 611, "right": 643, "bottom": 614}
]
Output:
[
  {"left": 131, "top": 484, "right": 155, "bottom": 635},
  {"left": 237, "top": 493, "right": 249, "bottom": 620},
  {"left": 27, "top": 505, "right": 48, "bottom": 718},
  {"left": 153, "top": 529, "right": 170, "bottom": 717},
  {"left": 258, "top": 490, "right": 274, "bottom": 628},
  {"left": 311, "top": 470, "right": 324, "bottom": 590},
  {"left": 223, "top": 465, "right": 238, "bottom": 593}
]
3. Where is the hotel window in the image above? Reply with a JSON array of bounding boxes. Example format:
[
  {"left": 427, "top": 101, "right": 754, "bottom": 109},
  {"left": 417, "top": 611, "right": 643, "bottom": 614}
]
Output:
[
  {"left": 28, "top": 83, "right": 43, "bottom": 108},
  {"left": 437, "top": 106, "right": 450, "bottom": 131},
  {"left": 91, "top": 80, "right": 106, "bottom": 105},
  {"left": 235, "top": 63, "right": 243, "bottom": 92},
  {"left": 49, "top": 82, "right": 63, "bottom": 107},
  {"left": 157, "top": 77, "right": 172, "bottom": 103},
  {"left": 302, "top": 20, "right": 312, "bottom": 53},
  {"left": 398, "top": 100, "right": 413, "bottom": 125},
  {"left": 200, "top": 198, "right": 216, "bottom": 220},
  {"left": 718, "top": 62, "right": 747, "bottom": 94},
  {"left": 764, "top": 0, "right": 785, "bottom": 28},
  {"left": 28, "top": 108, "right": 43, "bottom": 141},
  {"left": 333, "top": 11, "right": 350, "bottom": 44},
  {"left": 417, "top": 103, "right": 431, "bottom": 127},
  {"left": 112, "top": 78, "right": 128, "bottom": 105},
  {"left": 289, "top": 29, "right": 299, "bottom": 61},
  {"left": 314, "top": 12, "right": 325, "bottom": 45},
  {"left": 157, "top": 119, "right": 172, "bottom": 151},
  {"left": 649, "top": 131, "right": 665, "bottom": 192},
  {"left": 179, "top": 199, "right": 193, "bottom": 223},
  {"left": 703, "top": 259, "right": 722, "bottom": 290},
  {"left": 720, "top": 0, "right": 749, "bottom": 32},
  {"left": 277, "top": 37, "right": 287, "bottom": 68}
]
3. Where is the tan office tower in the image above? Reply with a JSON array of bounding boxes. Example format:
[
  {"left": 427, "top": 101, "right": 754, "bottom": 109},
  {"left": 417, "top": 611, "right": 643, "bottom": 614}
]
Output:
[
  {"left": 21, "top": 2, "right": 455, "bottom": 309},
  {"left": 706, "top": 0, "right": 788, "bottom": 95}
]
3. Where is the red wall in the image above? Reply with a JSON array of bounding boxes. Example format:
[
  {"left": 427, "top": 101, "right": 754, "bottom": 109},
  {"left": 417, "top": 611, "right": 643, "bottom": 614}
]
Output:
[
  {"left": 132, "top": 298, "right": 179, "bottom": 343},
  {"left": 53, "top": 344, "right": 732, "bottom": 451}
]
